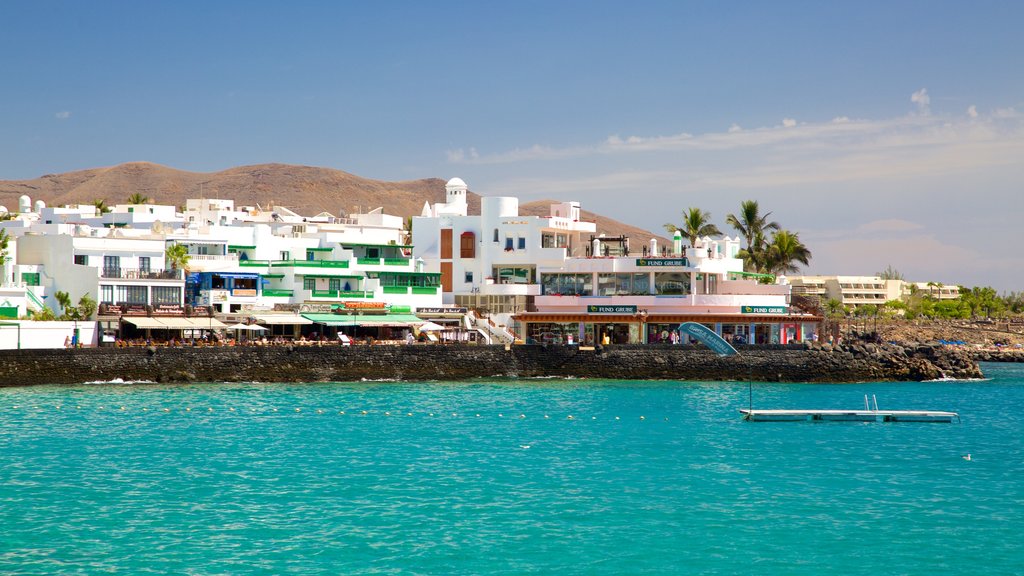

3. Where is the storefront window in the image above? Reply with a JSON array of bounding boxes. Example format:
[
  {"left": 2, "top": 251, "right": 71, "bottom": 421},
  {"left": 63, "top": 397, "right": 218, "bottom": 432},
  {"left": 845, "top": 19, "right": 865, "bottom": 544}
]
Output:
[
  {"left": 654, "top": 272, "right": 690, "bottom": 295},
  {"left": 494, "top": 267, "right": 531, "bottom": 285}
]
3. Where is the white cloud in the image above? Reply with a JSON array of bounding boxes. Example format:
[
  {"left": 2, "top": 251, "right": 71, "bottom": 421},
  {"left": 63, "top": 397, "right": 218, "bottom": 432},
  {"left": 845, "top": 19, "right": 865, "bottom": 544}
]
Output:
[
  {"left": 856, "top": 219, "right": 925, "bottom": 234},
  {"left": 967, "top": 105, "right": 978, "bottom": 118},
  {"left": 782, "top": 118, "right": 797, "bottom": 128},
  {"left": 728, "top": 123, "right": 742, "bottom": 133},
  {"left": 831, "top": 116, "right": 850, "bottom": 124},
  {"left": 55, "top": 111, "right": 71, "bottom": 120},
  {"left": 911, "top": 88, "right": 930, "bottom": 115}
]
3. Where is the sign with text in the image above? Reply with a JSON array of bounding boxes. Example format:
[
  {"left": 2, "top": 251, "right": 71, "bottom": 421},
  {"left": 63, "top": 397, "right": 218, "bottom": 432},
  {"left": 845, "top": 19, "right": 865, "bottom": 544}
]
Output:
[
  {"left": 741, "top": 306, "right": 788, "bottom": 314},
  {"left": 636, "top": 258, "right": 688, "bottom": 267},
  {"left": 678, "top": 322, "right": 738, "bottom": 356},
  {"left": 587, "top": 305, "right": 637, "bottom": 314},
  {"left": 343, "top": 301, "right": 387, "bottom": 309},
  {"left": 416, "top": 307, "right": 468, "bottom": 314}
]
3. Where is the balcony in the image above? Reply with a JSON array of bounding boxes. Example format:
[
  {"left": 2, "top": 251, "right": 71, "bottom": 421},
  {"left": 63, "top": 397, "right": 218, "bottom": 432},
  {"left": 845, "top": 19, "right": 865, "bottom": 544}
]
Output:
[
  {"left": 270, "top": 259, "right": 350, "bottom": 269},
  {"left": 311, "top": 290, "right": 372, "bottom": 299},
  {"left": 261, "top": 289, "right": 294, "bottom": 298},
  {"left": 354, "top": 257, "right": 411, "bottom": 267},
  {"left": 101, "top": 268, "right": 182, "bottom": 280}
]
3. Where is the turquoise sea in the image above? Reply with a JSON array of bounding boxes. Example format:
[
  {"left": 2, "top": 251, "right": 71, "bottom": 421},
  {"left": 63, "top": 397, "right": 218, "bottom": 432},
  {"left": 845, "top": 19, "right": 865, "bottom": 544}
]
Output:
[{"left": 2, "top": 363, "right": 1023, "bottom": 575}]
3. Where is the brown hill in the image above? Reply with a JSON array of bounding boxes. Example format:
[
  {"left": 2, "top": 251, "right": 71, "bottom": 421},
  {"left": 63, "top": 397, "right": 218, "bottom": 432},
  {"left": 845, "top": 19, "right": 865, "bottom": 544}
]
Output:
[{"left": 0, "top": 162, "right": 665, "bottom": 241}]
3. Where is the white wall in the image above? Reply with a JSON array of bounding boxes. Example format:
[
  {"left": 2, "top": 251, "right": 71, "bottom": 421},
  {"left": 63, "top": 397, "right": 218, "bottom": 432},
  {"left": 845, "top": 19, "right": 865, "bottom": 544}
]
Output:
[{"left": 0, "top": 320, "right": 98, "bottom": 349}]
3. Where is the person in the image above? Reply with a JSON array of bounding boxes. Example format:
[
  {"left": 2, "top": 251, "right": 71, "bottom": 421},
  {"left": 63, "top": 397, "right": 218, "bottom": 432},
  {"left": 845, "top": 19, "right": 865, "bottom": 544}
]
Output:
[
  {"left": 64, "top": 335, "right": 72, "bottom": 349},
  {"left": 669, "top": 330, "right": 678, "bottom": 345}
]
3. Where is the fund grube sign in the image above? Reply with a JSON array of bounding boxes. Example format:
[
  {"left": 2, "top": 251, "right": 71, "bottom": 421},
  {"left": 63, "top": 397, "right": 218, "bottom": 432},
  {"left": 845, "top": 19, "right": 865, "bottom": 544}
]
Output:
[
  {"left": 586, "top": 305, "right": 637, "bottom": 314},
  {"left": 741, "top": 306, "right": 787, "bottom": 314}
]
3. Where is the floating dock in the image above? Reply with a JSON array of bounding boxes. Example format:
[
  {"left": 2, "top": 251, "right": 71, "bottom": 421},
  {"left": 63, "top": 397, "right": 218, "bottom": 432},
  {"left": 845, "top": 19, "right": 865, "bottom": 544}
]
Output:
[{"left": 739, "top": 409, "right": 960, "bottom": 423}]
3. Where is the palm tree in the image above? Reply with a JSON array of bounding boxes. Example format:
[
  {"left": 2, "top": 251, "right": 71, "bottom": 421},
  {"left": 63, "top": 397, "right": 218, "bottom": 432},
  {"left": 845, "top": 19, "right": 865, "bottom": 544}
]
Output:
[
  {"left": 726, "top": 200, "right": 779, "bottom": 272},
  {"left": 726, "top": 200, "right": 779, "bottom": 250},
  {"left": 763, "top": 230, "right": 812, "bottom": 275},
  {"left": 165, "top": 243, "right": 191, "bottom": 276},
  {"left": 126, "top": 192, "right": 150, "bottom": 205},
  {"left": 92, "top": 198, "right": 112, "bottom": 214},
  {"left": 664, "top": 207, "right": 721, "bottom": 247},
  {"left": 737, "top": 230, "right": 770, "bottom": 273}
]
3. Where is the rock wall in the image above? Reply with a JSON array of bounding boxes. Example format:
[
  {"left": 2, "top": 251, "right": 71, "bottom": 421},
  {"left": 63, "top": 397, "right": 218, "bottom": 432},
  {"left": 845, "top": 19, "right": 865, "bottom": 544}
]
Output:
[
  {"left": 972, "top": 350, "right": 1024, "bottom": 363},
  {"left": 0, "top": 341, "right": 983, "bottom": 387}
]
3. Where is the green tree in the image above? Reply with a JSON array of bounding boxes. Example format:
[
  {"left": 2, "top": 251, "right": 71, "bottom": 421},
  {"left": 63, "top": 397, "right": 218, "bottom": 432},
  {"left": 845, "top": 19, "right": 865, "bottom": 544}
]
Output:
[
  {"left": 55, "top": 290, "right": 73, "bottom": 319},
  {"left": 825, "top": 298, "right": 846, "bottom": 318},
  {"left": 77, "top": 293, "right": 97, "bottom": 320},
  {"left": 165, "top": 243, "right": 191, "bottom": 272},
  {"left": 726, "top": 200, "right": 779, "bottom": 271},
  {"left": 92, "top": 198, "right": 112, "bottom": 214},
  {"left": 0, "top": 229, "right": 9, "bottom": 267},
  {"left": 737, "top": 230, "right": 770, "bottom": 273},
  {"left": 664, "top": 207, "right": 721, "bottom": 247},
  {"left": 31, "top": 306, "right": 57, "bottom": 321},
  {"left": 876, "top": 265, "right": 904, "bottom": 281},
  {"left": 763, "top": 230, "right": 812, "bottom": 275},
  {"left": 126, "top": 192, "right": 150, "bottom": 205}
]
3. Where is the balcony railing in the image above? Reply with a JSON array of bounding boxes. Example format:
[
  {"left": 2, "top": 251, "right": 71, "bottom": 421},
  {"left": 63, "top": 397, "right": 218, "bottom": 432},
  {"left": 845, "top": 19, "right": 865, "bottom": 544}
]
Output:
[
  {"left": 101, "top": 268, "right": 182, "bottom": 280},
  {"left": 310, "top": 290, "right": 372, "bottom": 299},
  {"left": 355, "top": 257, "right": 411, "bottom": 267},
  {"left": 271, "top": 259, "right": 350, "bottom": 268},
  {"left": 261, "top": 289, "right": 294, "bottom": 297}
]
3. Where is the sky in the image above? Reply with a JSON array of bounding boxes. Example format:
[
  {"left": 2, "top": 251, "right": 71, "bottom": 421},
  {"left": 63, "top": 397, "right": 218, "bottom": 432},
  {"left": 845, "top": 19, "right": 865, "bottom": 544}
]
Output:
[{"left": 2, "top": 1, "right": 1022, "bottom": 292}]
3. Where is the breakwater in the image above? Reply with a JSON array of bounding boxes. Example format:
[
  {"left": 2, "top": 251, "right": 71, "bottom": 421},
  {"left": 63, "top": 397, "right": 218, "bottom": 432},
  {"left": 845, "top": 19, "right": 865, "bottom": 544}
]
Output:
[{"left": 0, "top": 341, "right": 982, "bottom": 387}]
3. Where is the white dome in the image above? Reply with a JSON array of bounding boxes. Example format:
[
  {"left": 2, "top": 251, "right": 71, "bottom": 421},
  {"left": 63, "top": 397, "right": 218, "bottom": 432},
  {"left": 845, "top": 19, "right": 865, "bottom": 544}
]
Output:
[
  {"left": 19, "top": 195, "right": 31, "bottom": 212},
  {"left": 446, "top": 177, "right": 467, "bottom": 188}
]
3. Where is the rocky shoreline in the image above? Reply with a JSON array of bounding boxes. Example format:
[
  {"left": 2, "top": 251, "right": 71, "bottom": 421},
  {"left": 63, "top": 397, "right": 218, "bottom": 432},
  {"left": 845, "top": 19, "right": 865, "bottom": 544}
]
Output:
[{"left": 0, "top": 340, "right": 986, "bottom": 386}]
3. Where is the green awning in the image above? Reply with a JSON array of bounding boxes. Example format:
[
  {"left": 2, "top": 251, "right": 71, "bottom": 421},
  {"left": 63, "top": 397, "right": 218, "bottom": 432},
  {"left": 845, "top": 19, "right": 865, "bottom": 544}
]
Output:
[
  {"left": 306, "top": 247, "right": 335, "bottom": 252},
  {"left": 228, "top": 245, "right": 256, "bottom": 251},
  {"left": 301, "top": 313, "right": 424, "bottom": 327}
]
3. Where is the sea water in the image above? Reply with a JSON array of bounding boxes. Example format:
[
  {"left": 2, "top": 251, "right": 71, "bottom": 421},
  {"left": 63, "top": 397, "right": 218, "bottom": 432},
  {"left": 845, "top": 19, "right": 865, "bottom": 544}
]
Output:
[{"left": 1, "top": 364, "right": 1022, "bottom": 575}]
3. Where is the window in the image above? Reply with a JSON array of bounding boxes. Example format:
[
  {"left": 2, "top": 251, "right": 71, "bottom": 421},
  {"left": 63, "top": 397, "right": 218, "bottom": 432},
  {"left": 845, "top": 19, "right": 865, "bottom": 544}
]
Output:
[
  {"left": 21, "top": 272, "right": 40, "bottom": 286},
  {"left": 465, "top": 271, "right": 474, "bottom": 283},
  {"left": 505, "top": 237, "right": 513, "bottom": 251},
  {"left": 74, "top": 255, "right": 87, "bottom": 266},
  {"left": 116, "top": 285, "right": 148, "bottom": 305},
  {"left": 518, "top": 237, "right": 526, "bottom": 250},
  {"left": 460, "top": 232, "right": 475, "bottom": 258},
  {"left": 329, "top": 278, "right": 341, "bottom": 292},
  {"left": 139, "top": 257, "right": 151, "bottom": 274},
  {"left": 493, "top": 229, "right": 499, "bottom": 242},
  {"left": 307, "top": 250, "right": 315, "bottom": 261},
  {"left": 280, "top": 251, "right": 291, "bottom": 261},
  {"left": 654, "top": 272, "right": 690, "bottom": 295},
  {"left": 494, "top": 267, "right": 530, "bottom": 285},
  {"left": 103, "top": 255, "right": 120, "bottom": 277},
  {"left": 303, "top": 277, "right": 316, "bottom": 291},
  {"left": 100, "top": 285, "right": 114, "bottom": 303},
  {"left": 152, "top": 286, "right": 181, "bottom": 305}
]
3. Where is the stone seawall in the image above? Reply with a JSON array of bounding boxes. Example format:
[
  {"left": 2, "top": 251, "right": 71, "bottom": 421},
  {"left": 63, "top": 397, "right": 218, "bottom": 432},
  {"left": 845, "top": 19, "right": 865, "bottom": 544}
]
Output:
[
  {"left": 0, "top": 341, "right": 982, "bottom": 387},
  {"left": 972, "top": 350, "right": 1024, "bottom": 363}
]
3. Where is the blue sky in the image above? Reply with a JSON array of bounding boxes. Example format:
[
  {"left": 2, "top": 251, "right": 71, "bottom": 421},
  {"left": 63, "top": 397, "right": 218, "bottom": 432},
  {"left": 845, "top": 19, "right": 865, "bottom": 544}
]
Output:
[{"left": 2, "top": 1, "right": 1022, "bottom": 291}]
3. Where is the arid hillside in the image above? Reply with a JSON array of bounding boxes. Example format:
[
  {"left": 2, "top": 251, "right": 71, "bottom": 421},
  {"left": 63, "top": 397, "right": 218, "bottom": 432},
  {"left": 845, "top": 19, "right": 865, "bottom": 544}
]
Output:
[{"left": 0, "top": 162, "right": 667, "bottom": 242}]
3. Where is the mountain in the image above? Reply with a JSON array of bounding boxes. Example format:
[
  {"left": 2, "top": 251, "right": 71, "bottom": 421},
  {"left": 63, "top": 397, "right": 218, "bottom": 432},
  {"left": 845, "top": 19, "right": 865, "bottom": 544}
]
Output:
[{"left": 0, "top": 162, "right": 667, "bottom": 242}]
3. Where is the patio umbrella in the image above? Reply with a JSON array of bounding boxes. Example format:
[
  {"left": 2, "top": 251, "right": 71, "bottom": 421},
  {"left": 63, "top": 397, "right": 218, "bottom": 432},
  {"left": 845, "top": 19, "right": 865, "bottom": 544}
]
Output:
[
  {"left": 227, "top": 323, "right": 267, "bottom": 341},
  {"left": 416, "top": 321, "right": 446, "bottom": 331}
]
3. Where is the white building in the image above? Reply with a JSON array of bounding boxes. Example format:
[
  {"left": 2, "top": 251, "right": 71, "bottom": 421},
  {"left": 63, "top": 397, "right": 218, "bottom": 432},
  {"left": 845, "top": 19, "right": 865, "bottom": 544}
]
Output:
[{"left": 414, "top": 178, "right": 820, "bottom": 345}]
